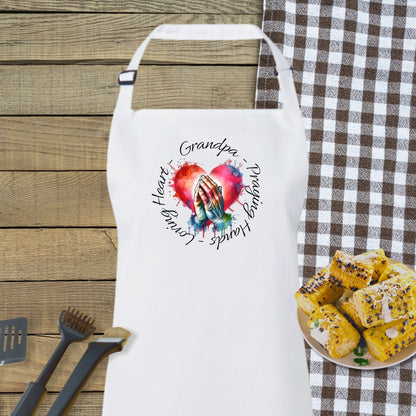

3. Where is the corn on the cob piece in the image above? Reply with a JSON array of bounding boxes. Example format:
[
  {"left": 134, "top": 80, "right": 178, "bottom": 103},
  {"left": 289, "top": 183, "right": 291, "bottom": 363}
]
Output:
[
  {"left": 338, "top": 298, "right": 365, "bottom": 332},
  {"left": 329, "top": 250, "right": 374, "bottom": 291},
  {"left": 307, "top": 305, "right": 361, "bottom": 358},
  {"left": 295, "top": 267, "right": 344, "bottom": 315},
  {"left": 363, "top": 314, "right": 416, "bottom": 361},
  {"left": 378, "top": 262, "right": 416, "bottom": 283},
  {"left": 354, "top": 249, "right": 388, "bottom": 282},
  {"left": 352, "top": 276, "right": 416, "bottom": 328}
]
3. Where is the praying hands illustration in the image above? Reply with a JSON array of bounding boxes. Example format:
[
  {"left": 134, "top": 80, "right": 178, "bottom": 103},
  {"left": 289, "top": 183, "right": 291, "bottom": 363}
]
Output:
[{"left": 191, "top": 175, "right": 232, "bottom": 232}]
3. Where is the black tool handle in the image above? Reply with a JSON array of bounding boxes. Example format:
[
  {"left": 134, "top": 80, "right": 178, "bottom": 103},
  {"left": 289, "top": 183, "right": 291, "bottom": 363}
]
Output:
[
  {"left": 36, "top": 339, "right": 70, "bottom": 386},
  {"left": 10, "top": 382, "right": 46, "bottom": 416},
  {"left": 47, "top": 342, "right": 122, "bottom": 416},
  {"left": 11, "top": 338, "right": 71, "bottom": 416}
]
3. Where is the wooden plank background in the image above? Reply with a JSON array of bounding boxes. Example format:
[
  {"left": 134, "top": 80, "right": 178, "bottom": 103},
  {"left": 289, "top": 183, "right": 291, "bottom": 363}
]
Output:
[{"left": 0, "top": 1, "right": 263, "bottom": 414}]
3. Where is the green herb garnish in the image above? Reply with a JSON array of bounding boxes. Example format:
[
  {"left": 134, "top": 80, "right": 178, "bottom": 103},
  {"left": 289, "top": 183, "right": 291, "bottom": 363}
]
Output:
[
  {"left": 371, "top": 329, "right": 375, "bottom": 336},
  {"left": 354, "top": 358, "right": 370, "bottom": 366},
  {"left": 353, "top": 346, "right": 367, "bottom": 357},
  {"left": 313, "top": 318, "right": 320, "bottom": 328}
]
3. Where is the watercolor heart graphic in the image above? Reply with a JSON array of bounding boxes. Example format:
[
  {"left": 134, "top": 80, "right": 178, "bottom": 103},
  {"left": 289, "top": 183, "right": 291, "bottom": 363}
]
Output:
[{"left": 173, "top": 163, "right": 244, "bottom": 212}]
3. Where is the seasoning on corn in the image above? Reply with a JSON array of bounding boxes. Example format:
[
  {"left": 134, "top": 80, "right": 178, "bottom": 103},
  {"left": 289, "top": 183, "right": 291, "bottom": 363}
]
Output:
[
  {"left": 338, "top": 297, "right": 365, "bottom": 332},
  {"left": 329, "top": 250, "right": 374, "bottom": 291},
  {"left": 354, "top": 248, "right": 389, "bottom": 282},
  {"left": 307, "top": 305, "right": 361, "bottom": 359},
  {"left": 295, "top": 267, "right": 344, "bottom": 315},
  {"left": 363, "top": 314, "right": 416, "bottom": 361},
  {"left": 352, "top": 276, "right": 416, "bottom": 328},
  {"left": 378, "top": 262, "right": 416, "bottom": 283}
]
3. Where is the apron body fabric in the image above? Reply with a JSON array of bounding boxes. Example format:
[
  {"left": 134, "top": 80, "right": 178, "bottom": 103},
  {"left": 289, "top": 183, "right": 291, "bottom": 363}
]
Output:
[{"left": 103, "top": 24, "right": 312, "bottom": 416}]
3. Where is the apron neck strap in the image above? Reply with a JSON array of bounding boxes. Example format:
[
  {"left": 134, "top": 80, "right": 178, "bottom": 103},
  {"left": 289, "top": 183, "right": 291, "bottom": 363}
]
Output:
[{"left": 115, "top": 24, "right": 297, "bottom": 113}]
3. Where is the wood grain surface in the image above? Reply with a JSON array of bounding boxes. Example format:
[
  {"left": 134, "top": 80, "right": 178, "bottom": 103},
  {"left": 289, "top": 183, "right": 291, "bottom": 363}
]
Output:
[
  {"left": 1, "top": 228, "right": 117, "bottom": 281},
  {"left": 0, "top": 65, "right": 257, "bottom": 114},
  {"left": 0, "top": 281, "right": 115, "bottom": 336},
  {"left": 0, "top": 14, "right": 261, "bottom": 63},
  {"left": 0, "top": 0, "right": 263, "bottom": 413},
  {"left": 0, "top": 172, "right": 113, "bottom": 227},
  {"left": 0, "top": 336, "right": 109, "bottom": 391},
  {"left": 0, "top": 117, "right": 110, "bottom": 170},
  {"left": 0, "top": 393, "right": 103, "bottom": 415},
  {"left": 0, "top": 281, "right": 115, "bottom": 333},
  {"left": 0, "top": 0, "right": 262, "bottom": 14}
]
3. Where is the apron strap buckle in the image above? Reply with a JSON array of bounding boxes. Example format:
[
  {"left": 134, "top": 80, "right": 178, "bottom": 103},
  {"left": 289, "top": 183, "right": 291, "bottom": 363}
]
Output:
[
  {"left": 118, "top": 70, "right": 137, "bottom": 85},
  {"left": 274, "top": 66, "right": 293, "bottom": 76}
]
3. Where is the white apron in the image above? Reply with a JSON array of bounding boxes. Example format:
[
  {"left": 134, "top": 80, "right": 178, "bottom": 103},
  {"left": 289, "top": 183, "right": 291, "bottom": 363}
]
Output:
[{"left": 103, "top": 24, "right": 312, "bottom": 416}]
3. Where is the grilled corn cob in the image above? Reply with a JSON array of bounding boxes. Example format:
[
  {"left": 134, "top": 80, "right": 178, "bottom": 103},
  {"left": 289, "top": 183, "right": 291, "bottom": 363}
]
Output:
[
  {"left": 295, "top": 267, "right": 344, "bottom": 315},
  {"left": 329, "top": 250, "right": 374, "bottom": 291},
  {"left": 338, "top": 298, "right": 365, "bottom": 332},
  {"left": 352, "top": 276, "right": 416, "bottom": 328},
  {"left": 363, "top": 314, "right": 416, "bottom": 361},
  {"left": 307, "top": 305, "right": 361, "bottom": 358},
  {"left": 354, "top": 249, "right": 388, "bottom": 282},
  {"left": 378, "top": 262, "right": 416, "bottom": 283}
]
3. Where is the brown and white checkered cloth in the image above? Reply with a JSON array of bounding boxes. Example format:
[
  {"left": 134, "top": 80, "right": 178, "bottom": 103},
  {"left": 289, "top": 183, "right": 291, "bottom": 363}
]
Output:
[{"left": 255, "top": 1, "right": 416, "bottom": 415}]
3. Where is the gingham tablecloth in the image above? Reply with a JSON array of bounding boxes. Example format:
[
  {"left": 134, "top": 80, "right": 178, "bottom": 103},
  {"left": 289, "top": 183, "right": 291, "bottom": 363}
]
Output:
[{"left": 255, "top": 1, "right": 416, "bottom": 415}]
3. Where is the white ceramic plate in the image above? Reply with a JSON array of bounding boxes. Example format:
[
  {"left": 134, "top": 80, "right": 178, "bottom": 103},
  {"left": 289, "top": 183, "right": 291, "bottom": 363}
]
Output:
[{"left": 298, "top": 308, "right": 416, "bottom": 369}]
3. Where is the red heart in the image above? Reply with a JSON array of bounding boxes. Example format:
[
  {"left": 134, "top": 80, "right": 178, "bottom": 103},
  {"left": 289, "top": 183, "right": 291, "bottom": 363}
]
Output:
[{"left": 173, "top": 163, "right": 243, "bottom": 212}]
